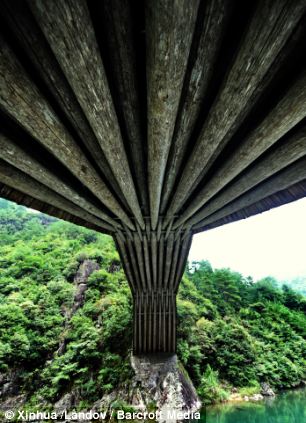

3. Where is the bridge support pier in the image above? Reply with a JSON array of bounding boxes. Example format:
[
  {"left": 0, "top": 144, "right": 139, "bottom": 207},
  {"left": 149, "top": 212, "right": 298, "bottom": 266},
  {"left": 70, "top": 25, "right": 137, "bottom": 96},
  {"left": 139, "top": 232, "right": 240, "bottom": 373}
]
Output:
[
  {"left": 114, "top": 228, "right": 192, "bottom": 354},
  {"left": 134, "top": 291, "right": 176, "bottom": 354}
]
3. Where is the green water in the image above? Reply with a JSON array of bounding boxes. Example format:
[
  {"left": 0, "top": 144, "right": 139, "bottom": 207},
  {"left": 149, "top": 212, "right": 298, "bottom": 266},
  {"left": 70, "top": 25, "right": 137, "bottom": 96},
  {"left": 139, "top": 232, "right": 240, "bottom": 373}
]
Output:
[{"left": 198, "top": 388, "right": 306, "bottom": 423}]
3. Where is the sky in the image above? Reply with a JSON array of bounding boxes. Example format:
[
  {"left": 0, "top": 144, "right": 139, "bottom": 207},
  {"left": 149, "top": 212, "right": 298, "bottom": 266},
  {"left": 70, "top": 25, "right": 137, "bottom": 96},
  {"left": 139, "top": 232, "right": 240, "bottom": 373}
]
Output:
[{"left": 188, "top": 197, "right": 306, "bottom": 282}]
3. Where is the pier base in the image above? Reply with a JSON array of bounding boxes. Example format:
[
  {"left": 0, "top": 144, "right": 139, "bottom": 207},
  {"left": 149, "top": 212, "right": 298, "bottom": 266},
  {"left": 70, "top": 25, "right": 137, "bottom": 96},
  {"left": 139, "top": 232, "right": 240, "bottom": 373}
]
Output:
[{"left": 129, "top": 354, "right": 201, "bottom": 421}]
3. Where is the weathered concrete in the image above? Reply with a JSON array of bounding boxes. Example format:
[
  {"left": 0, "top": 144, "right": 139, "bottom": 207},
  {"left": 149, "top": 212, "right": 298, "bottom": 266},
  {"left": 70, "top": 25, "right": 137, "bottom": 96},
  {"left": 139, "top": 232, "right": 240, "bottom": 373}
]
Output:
[
  {"left": 0, "top": 37, "right": 133, "bottom": 229},
  {"left": 115, "top": 228, "right": 192, "bottom": 353},
  {"left": 161, "top": 0, "right": 229, "bottom": 213},
  {"left": 0, "top": 160, "right": 114, "bottom": 233},
  {"left": 194, "top": 156, "right": 306, "bottom": 232},
  {"left": 0, "top": 0, "right": 125, "bottom": 204},
  {"left": 164, "top": 0, "right": 306, "bottom": 226},
  {"left": 28, "top": 0, "right": 144, "bottom": 229},
  {"left": 146, "top": 0, "right": 199, "bottom": 229},
  {"left": 174, "top": 68, "right": 306, "bottom": 228},
  {"left": 0, "top": 135, "right": 118, "bottom": 230}
]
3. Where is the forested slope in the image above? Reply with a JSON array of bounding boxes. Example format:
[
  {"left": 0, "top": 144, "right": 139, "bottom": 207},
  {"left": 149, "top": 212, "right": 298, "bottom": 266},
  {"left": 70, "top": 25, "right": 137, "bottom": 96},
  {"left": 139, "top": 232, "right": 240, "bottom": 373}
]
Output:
[{"left": 0, "top": 199, "right": 305, "bottom": 412}]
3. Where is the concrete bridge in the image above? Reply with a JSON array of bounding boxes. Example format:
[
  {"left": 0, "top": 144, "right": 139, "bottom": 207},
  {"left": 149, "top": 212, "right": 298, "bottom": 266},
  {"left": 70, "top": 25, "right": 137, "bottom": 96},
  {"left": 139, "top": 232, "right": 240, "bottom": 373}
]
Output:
[{"left": 1, "top": 0, "right": 306, "bottom": 354}]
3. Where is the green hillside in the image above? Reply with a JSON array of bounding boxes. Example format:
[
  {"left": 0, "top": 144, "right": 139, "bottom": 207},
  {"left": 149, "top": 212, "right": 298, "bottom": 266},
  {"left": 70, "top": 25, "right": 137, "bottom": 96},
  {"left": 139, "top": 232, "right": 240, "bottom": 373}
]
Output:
[{"left": 0, "top": 199, "right": 305, "bottom": 413}]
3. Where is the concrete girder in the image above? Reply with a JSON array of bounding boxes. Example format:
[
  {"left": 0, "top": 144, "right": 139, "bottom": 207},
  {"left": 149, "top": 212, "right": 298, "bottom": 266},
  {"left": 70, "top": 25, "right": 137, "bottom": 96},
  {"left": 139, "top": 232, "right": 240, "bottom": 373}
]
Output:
[
  {"left": 0, "top": 38, "right": 134, "bottom": 229},
  {"left": 174, "top": 68, "right": 306, "bottom": 228},
  {"left": 185, "top": 124, "right": 306, "bottom": 228},
  {"left": 194, "top": 156, "right": 306, "bottom": 232},
  {"left": 0, "top": 0, "right": 127, "bottom": 206},
  {"left": 0, "top": 159, "right": 114, "bottom": 233},
  {"left": 28, "top": 0, "right": 144, "bottom": 229},
  {"left": 161, "top": 0, "right": 229, "bottom": 213},
  {"left": 146, "top": 0, "right": 199, "bottom": 229},
  {"left": 164, "top": 0, "right": 306, "bottom": 226},
  {"left": 0, "top": 134, "right": 119, "bottom": 230}
]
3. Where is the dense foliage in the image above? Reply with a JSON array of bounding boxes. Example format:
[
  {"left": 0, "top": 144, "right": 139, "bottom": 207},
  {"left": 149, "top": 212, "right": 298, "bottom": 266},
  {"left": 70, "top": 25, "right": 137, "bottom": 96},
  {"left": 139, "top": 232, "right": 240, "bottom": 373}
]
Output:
[
  {"left": 179, "top": 263, "right": 305, "bottom": 403},
  {"left": 0, "top": 199, "right": 305, "bottom": 409},
  {"left": 0, "top": 199, "right": 132, "bottom": 411}
]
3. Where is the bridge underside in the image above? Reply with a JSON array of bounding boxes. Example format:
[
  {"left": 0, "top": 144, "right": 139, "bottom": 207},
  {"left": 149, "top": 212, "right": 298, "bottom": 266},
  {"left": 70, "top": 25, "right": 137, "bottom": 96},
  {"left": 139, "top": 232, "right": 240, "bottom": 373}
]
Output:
[{"left": 0, "top": 0, "right": 306, "bottom": 353}]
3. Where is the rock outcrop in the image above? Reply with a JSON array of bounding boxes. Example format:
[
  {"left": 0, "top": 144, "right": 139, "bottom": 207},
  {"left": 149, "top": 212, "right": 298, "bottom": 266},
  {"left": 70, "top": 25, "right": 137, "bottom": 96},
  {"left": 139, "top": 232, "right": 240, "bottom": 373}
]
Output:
[
  {"left": 57, "top": 259, "right": 99, "bottom": 355},
  {"left": 261, "top": 382, "right": 275, "bottom": 396},
  {"left": 129, "top": 354, "right": 201, "bottom": 415},
  {"left": 90, "top": 354, "right": 201, "bottom": 422}
]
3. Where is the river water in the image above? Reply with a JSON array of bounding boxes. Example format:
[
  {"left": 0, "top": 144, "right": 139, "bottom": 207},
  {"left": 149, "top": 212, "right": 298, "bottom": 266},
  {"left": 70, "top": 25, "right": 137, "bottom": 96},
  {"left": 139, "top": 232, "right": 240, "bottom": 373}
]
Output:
[{"left": 196, "top": 387, "right": 305, "bottom": 423}]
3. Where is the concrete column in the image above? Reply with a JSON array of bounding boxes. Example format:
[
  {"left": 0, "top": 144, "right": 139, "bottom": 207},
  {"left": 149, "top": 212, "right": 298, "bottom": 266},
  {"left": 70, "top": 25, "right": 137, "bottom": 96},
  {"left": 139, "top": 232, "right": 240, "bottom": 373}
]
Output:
[
  {"left": 134, "top": 291, "right": 176, "bottom": 354},
  {"left": 114, "top": 228, "right": 192, "bottom": 354}
]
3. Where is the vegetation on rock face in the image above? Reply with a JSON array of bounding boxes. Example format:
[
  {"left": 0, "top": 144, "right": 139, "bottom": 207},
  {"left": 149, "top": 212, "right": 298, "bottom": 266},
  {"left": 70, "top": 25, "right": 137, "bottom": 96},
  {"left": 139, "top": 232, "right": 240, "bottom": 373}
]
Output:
[{"left": 0, "top": 199, "right": 305, "bottom": 409}]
